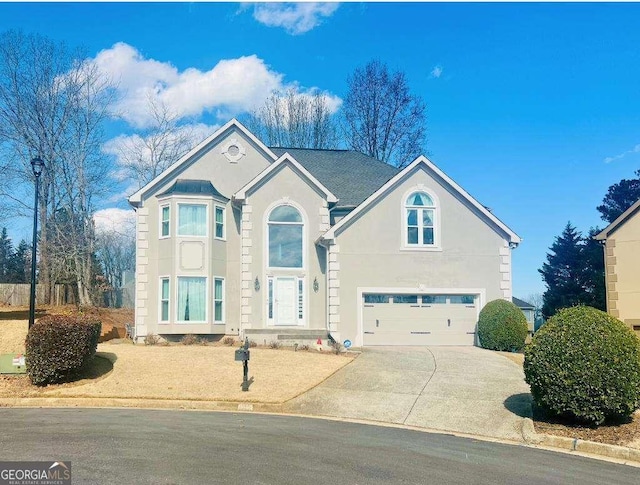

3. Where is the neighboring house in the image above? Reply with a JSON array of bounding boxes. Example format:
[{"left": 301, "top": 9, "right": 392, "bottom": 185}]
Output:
[
  {"left": 128, "top": 119, "right": 521, "bottom": 347},
  {"left": 512, "top": 297, "right": 535, "bottom": 335},
  {"left": 595, "top": 200, "right": 640, "bottom": 337}
]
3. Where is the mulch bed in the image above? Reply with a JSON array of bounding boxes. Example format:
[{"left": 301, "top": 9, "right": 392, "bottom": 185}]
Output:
[{"left": 533, "top": 405, "right": 640, "bottom": 446}]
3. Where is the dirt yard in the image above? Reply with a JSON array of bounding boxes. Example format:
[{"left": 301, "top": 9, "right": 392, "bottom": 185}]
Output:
[{"left": 0, "top": 306, "right": 355, "bottom": 404}]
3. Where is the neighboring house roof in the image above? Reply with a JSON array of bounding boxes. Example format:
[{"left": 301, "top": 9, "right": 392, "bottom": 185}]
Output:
[
  {"left": 269, "top": 148, "right": 399, "bottom": 208},
  {"left": 234, "top": 152, "right": 338, "bottom": 204},
  {"left": 157, "top": 179, "right": 229, "bottom": 201},
  {"left": 512, "top": 297, "right": 535, "bottom": 310},
  {"left": 595, "top": 198, "right": 640, "bottom": 240},
  {"left": 128, "top": 119, "right": 277, "bottom": 207},
  {"left": 321, "top": 155, "right": 522, "bottom": 244}
]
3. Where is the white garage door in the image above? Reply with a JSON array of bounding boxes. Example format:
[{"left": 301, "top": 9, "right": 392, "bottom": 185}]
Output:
[{"left": 363, "top": 293, "right": 478, "bottom": 346}]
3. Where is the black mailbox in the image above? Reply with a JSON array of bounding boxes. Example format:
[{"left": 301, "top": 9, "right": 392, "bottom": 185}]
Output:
[{"left": 235, "top": 348, "right": 250, "bottom": 362}]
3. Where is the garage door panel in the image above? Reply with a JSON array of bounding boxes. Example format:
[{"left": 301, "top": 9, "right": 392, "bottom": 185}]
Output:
[{"left": 363, "top": 293, "right": 478, "bottom": 346}]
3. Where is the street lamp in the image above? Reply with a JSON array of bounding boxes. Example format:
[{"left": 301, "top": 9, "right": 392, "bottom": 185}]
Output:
[{"left": 28, "top": 156, "right": 45, "bottom": 329}]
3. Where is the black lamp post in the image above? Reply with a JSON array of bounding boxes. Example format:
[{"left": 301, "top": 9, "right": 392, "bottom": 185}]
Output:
[{"left": 28, "top": 156, "right": 45, "bottom": 329}]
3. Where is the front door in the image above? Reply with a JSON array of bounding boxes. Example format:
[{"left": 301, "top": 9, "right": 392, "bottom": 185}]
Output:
[{"left": 275, "top": 277, "right": 297, "bottom": 326}]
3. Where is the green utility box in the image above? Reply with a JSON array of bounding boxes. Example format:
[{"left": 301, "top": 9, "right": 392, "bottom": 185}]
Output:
[{"left": 0, "top": 353, "right": 27, "bottom": 374}]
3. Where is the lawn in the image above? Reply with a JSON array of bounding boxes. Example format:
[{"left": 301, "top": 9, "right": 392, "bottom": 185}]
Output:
[{"left": 0, "top": 306, "right": 355, "bottom": 405}]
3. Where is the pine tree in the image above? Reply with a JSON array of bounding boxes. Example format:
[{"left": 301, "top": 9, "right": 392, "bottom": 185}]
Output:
[
  {"left": 8, "top": 240, "right": 30, "bottom": 283},
  {"left": 0, "top": 227, "right": 14, "bottom": 283},
  {"left": 597, "top": 169, "right": 640, "bottom": 223},
  {"left": 539, "top": 222, "right": 605, "bottom": 319}
]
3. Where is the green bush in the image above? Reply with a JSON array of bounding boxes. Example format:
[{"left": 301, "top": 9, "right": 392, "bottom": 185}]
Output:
[
  {"left": 477, "top": 299, "right": 528, "bottom": 351},
  {"left": 524, "top": 306, "right": 640, "bottom": 425},
  {"left": 25, "top": 314, "right": 101, "bottom": 386}
]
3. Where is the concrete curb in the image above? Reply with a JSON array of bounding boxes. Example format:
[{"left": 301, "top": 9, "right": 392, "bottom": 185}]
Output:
[{"left": 521, "top": 417, "right": 640, "bottom": 466}]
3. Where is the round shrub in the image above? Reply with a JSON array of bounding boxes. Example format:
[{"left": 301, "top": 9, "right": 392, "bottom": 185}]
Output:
[
  {"left": 524, "top": 306, "right": 640, "bottom": 425},
  {"left": 477, "top": 299, "right": 528, "bottom": 351},
  {"left": 26, "top": 314, "right": 101, "bottom": 386}
]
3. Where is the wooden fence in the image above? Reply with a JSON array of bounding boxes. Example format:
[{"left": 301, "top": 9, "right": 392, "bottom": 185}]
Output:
[{"left": 0, "top": 283, "right": 76, "bottom": 306}]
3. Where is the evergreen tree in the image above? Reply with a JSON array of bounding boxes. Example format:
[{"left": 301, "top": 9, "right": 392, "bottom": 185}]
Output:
[
  {"left": 0, "top": 227, "right": 13, "bottom": 283},
  {"left": 8, "top": 240, "right": 29, "bottom": 283},
  {"left": 539, "top": 222, "right": 605, "bottom": 318},
  {"left": 597, "top": 169, "right": 640, "bottom": 223}
]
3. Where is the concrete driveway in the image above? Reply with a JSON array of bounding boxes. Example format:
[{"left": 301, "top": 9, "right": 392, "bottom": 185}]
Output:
[{"left": 283, "top": 346, "right": 532, "bottom": 442}]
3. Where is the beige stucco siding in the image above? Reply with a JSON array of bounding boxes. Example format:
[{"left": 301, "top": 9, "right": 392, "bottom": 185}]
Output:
[
  {"left": 244, "top": 163, "right": 328, "bottom": 331},
  {"left": 137, "top": 128, "right": 272, "bottom": 338},
  {"left": 333, "top": 165, "right": 511, "bottom": 345},
  {"left": 604, "top": 209, "right": 640, "bottom": 335}
]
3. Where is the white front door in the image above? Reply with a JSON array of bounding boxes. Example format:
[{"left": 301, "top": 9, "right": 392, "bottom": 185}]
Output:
[{"left": 275, "top": 277, "right": 297, "bottom": 326}]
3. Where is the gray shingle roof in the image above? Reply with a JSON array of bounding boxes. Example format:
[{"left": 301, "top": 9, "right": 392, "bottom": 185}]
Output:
[
  {"left": 512, "top": 297, "right": 534, "bottom": 309},
  {"left": 269, "top": 148, "right": 399, "bottom": 208},
  {"left": 157, "top": 179, "right": 229, "bottom": 201}
]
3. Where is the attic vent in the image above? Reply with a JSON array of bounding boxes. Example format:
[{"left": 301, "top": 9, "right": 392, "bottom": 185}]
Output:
[{"left": 221, "top": 138, "right": 246, "bottom": 163}]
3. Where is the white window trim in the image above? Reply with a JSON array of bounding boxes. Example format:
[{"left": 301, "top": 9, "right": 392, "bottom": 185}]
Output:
[
  {"left": 177, "top": 202, "right": 209, "bottom": 238},
  {"left": 356, "top": 287, "right": 486, "bottom": 347},
  {"left": 265, "top": 200, "right": 307, "bottom": 271},
  {"left": 159, "top": 204, "right": 170, "bottom": 239},
  {"left": 213, "top": 277, "right": 225, "bottom": 324},
  {"left": 214, "top": 204, "right": 226, "bottom": 241},
  {"left": 401, "top": 187, "right": 442, "bottom": 251},
  {"left": 159, "top": 276, "right": 170, "bottom": 323},
  {"left": 176, "top": 275, "right": 209, "bottom": 324}
]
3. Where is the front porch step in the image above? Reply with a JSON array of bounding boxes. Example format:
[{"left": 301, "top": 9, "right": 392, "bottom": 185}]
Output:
[{"left": 244, "top": 328, "right": 329, "bottom": 343}]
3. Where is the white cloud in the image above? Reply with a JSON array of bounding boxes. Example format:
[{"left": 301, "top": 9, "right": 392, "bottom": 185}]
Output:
[
  {"left": 90, "top": 43, "right": 285, "bottom": 128},
  {"left": 94, "top": 208, "right": 136, "bottom": 235},
  {"left": 430, "top": 65, "right": 443, "bottom": 79},
  {"left": 604, "top": 143, "right": 640, "bottom": 164},
  {"left": 252, "top": 3, "right": 339, "bottom": 35}
]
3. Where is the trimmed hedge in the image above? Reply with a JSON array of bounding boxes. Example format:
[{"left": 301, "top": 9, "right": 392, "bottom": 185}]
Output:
[
  {"left": 25, "top": 314, "right": 101, "bottom": 386},
  {"left": 524, "top": 306, "right": 640, "bottom": 425},
  {"left": 477, "top": 299, "right": 528, "bottom": 351}
]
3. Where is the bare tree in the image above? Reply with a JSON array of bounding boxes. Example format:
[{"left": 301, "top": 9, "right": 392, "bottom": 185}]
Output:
[
  {"left": 0, "top": 30, "right": 115, "bottom": 305},
  {"left": 342, "top": 60, "right": 426, "bottom": 168},
  {"left": 95, "top": 218, "right": 135, "bottom": 307},
  {"left": 108, "top": 96, "right": 208, "bottom": 189},
  {"left": 246, "top": 88, "right": 339, "bottom": 149}
]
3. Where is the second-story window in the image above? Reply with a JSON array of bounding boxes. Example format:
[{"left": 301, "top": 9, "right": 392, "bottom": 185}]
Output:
[{"left": 178, "top": 203, "right": 207, "bottom": 237}]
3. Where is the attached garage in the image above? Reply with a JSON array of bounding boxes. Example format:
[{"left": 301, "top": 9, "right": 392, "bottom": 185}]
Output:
[{"left": 362, "top": 293, "right": 479, "bottom": 346}]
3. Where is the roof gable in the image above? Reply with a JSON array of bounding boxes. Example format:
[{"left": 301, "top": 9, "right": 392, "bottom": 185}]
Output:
[
  {"left": 234, "top": 152, "right": 338, "bottom": 204},
  {"left": 322, "top": 155, "right": 521, "bottom": 244},
  {"left": 595, "top": 198, "right": 640, "bottom": 240},
  {"left": 128, "top": 119, "right": 277, "bottom": 207}
]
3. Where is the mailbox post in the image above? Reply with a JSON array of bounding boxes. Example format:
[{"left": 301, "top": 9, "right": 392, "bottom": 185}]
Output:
[{"left": 234, "top": 337, "right": 250, "bottom": 391}]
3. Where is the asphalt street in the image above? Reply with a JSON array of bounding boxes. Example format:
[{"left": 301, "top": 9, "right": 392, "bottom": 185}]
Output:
[{"left": 0, "top": 408, "right": 636, "bottom": 484}]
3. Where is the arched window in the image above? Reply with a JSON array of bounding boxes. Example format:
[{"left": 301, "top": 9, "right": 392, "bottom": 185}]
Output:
[
  {"left": 405, "top": 191, "right": 436, "bottom": 246},
  {"left": 268, "top": 205, "right": 303, "bottom": 268}
]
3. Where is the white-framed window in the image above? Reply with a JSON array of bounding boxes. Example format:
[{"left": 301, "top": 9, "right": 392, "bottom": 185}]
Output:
[
  {"left": 160, "top": 278, "right": 170, "bottom": 322},
  {"left": 177, "top": 276, "right": 207, "bottom": 323},
  {"left": 214, "top": 205, "right": 225, "bottom": 240},
  {"left": 268, "top": 205, "right": 303, "bottom": 269},
  {"left": 405, "top": 192, "right": 436, "bottom": 246},
  {"left": 298, "top": 278, "right": 304, "bottom": 320},
  {"left": 160, "top": 205, "right": 170, "bottom": 238},
  {"left": 178, "top": 203, "right": 207, "bottom": 237},
  {"left": 268, "top": 278, "right": 274, "bottom": 320},
  {"left": 214, "top": 277, "right": 224, "bottom": 323}
]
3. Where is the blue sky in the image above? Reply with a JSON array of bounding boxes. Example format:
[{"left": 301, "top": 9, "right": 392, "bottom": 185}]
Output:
[{"left": 1, "top": 2, "right": 639, "bottom": 300}]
